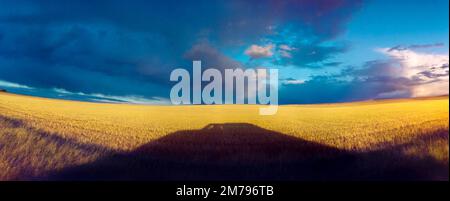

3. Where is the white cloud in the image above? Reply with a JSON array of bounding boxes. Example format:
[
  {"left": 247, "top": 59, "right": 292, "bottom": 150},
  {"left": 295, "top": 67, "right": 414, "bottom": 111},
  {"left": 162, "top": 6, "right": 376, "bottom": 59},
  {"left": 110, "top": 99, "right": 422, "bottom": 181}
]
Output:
[
  {"left": 378, "top": 47, "right": 449, "bottom": 97},
  {"left": 90, "top": 93, "right": 170, "bottom": 105},
  {"left": 279, "top": 50, "right": 292, "bottom": 58},
  {"left": 0, "top": 80, "right": 34, "bottom": 89},
  {"left": 279, "top": 44, "right": 293, "bottom": 51},
  {"left": 378, "top": 48, "right": 449, "bottom": 77},
  {"left": 278, "top": 44, "right": 296, "bottom": 58},
  {"left": 52, "top": 88, "right": 170, "bottom": 105},
  {"left": 282, "top": 79, "right": 305, "bottom": 85},
  {"left": 53, "top": 88, "right": 84, "bottom": 95},
  {"left": 244, "top": 44, "right": 274, "bottom": 59},
  {"left": 412, "top": 80, "right": 449, "bottom": 97}
]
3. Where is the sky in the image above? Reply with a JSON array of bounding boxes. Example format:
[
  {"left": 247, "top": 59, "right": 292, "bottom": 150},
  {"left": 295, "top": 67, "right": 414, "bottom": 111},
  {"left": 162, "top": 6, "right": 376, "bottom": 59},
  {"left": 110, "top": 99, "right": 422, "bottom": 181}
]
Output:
[{"left": 0, "top": 0, "right": 448, "bottom": 104}]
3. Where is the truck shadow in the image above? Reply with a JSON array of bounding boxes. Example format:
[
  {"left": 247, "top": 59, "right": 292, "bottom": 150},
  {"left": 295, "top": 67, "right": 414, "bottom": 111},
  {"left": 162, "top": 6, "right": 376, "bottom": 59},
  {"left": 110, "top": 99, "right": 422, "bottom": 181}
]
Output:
[{"left": 50, "top": 123, "right": 448, "bottom": 180}]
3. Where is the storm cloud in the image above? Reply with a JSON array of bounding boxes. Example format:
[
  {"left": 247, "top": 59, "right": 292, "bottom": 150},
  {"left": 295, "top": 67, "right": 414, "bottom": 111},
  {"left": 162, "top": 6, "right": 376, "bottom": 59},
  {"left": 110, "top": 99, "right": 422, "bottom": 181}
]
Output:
[{"left": 0, "top": 0, "right": 364, "bottom": 102}]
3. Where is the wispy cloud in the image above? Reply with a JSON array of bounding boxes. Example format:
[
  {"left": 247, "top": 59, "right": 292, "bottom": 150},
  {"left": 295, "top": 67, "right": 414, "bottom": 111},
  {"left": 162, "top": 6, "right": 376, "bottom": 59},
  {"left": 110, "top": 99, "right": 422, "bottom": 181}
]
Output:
[
  {"left": 282, "top": 78, "right": 305, "bottom": 85},
  {"left": 52, "top": 88, "right": 170, "bottom": 105},
  {"left": 0, "top": 80, "right": 33, "bottom": 89},
  {"left": 278, "top": 44, "right": 295, "bottom": 58},
  {"left": 245, "top": 44, "right": 274, "bottom": 59},
  {"left": 388, "top": 43, "right": 445, "bottom": 51}
]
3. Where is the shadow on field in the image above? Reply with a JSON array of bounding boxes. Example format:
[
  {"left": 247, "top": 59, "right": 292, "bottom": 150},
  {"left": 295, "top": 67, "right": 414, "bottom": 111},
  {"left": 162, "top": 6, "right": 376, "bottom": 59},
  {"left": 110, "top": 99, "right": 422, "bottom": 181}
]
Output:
[{"left": 50, "top": 123, "right": 449, "bottom": 181}]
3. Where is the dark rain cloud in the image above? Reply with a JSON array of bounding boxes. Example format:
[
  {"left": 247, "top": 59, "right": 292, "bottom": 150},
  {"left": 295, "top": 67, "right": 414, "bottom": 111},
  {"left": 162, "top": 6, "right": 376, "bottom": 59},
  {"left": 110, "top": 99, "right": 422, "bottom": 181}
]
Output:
[{"left": 0, "top": 0, "right": 363, "bottom": 100}]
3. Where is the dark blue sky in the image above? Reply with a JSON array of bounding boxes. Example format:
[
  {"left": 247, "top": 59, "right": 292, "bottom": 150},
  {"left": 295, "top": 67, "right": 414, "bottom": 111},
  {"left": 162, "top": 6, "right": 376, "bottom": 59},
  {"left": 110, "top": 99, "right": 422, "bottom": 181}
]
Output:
[{"left": 0, "top": 0, "right": 448, "bottom": 104}]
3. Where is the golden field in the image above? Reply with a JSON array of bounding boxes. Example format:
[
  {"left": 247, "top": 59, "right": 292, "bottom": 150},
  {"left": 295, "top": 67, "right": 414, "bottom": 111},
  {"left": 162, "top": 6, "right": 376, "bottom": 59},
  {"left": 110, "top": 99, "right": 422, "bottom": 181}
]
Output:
[{"left": 0, "top": 92, "right": 448, "bottom": 180}]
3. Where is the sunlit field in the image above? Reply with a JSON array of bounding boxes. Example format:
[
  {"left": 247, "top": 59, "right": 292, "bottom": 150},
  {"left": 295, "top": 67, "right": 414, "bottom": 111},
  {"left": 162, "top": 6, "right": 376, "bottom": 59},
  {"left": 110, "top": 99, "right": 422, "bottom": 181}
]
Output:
[{"left": 0, "top": 92, "right": 448, "bottom": 180}]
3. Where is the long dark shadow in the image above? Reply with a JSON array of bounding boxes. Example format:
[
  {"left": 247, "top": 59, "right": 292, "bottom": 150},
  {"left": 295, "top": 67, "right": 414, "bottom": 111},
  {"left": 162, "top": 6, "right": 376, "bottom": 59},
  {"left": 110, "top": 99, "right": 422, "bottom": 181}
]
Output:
[{"left": 50, "top": 123, "right": 448, "bottom": 181}]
